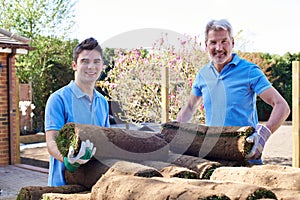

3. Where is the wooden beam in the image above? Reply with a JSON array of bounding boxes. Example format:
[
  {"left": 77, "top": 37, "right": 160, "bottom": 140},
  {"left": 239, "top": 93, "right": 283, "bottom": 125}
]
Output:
[
  {"left": 292, "top": 61, "right": 300, "bottom": 167},
  {"left": 161, "top": 66, "right": 169, "bottom": 123}
]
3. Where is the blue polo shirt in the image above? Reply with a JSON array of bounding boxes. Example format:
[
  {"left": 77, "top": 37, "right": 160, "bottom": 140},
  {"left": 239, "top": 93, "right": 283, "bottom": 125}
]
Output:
[
  {"left": 192, "top": 53, "right": 271, "bottom": 127},
  {"left": 45, "top": 81, "right": 110, "bottom": 186}
]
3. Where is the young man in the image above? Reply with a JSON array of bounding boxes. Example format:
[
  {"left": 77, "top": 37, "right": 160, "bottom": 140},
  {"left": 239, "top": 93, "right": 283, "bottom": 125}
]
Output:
[
  {"left": 176, "top": 19, "right": 290, "bottom": 164},
  {"left": 45, "top": 37, "right": 110, "bottom": 186}
]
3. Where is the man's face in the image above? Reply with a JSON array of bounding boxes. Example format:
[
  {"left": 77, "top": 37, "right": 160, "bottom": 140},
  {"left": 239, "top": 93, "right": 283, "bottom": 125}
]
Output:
[
  {"left": 205, "top": 29, "right": 234, "bottom": 70},
  {"left": 72, "top": 49, "right": 103, "bottom": 83}
]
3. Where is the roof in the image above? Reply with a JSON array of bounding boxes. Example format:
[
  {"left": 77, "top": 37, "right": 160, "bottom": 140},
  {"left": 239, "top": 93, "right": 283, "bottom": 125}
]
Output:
[{"left": 0, "top": 28, "right": 34, "bottom": 54}]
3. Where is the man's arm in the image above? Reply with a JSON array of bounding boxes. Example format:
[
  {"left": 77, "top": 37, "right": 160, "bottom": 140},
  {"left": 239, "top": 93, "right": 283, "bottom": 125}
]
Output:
[
  {"left": 46, "top": 130, "right": 64, "bottom": 162},
  {"left": 176, "top": 93, "right": 202, "bottom": 122},
  {"left": 259, "top": 86, "right": 290, "bottom": 133},
  {"left": 245, "top": 86, "right": 290, "bottom": 160}
]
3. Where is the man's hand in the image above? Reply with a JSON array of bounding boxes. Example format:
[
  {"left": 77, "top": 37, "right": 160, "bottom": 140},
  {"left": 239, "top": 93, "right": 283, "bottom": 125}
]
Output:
[
  {"left": 64, "top": 139, "right": 96, "bottom": 172},
  {"left": 245, "top": 124, "right": 272, "bottom": 160}
]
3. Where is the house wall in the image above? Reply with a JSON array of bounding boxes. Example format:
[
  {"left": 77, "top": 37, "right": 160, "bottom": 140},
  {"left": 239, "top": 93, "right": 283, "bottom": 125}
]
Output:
[{"left": 0, "top": 52, "right": 20, "bottom": 165}]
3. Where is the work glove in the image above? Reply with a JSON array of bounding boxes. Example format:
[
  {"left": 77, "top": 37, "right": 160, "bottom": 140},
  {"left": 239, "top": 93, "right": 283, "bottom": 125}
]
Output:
[
  {"left": 63, "top": 139, "right": 96, "bottom": 172},
  {"left": 245, "top": 124, "right": 272, "bottom": 160}
]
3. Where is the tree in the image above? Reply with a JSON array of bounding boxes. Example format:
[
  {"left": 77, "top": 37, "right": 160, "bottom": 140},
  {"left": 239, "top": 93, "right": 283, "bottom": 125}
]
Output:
[
  {"left": 0, "top": 0, "right": 77, "bottom": 38},
  {"left": 20, "top": 36, "right": 78, "bottom": 130},
  {"left": 0, "top": 0, "right": 78, "bottom": 131},
  {"left": 238, "top": 51, "right": 297, "bottom": 121},
  {"left": 270, "top": 52, "right": 300, "bottom": 121}
]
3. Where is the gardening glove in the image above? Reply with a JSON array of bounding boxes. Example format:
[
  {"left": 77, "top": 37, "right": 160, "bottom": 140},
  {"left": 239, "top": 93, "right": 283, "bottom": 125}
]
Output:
[
  {"left": 245, "top": 124, "right": 272, "bottom": 160},
  {"left": 63, "top": 139, "right": 96, "bottom": 172}
]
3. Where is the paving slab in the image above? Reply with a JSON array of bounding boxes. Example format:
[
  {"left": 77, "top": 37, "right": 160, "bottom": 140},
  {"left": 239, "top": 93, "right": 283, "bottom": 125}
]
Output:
[{"left": 0, "top": 165, "right": 48, "bottom": 200}]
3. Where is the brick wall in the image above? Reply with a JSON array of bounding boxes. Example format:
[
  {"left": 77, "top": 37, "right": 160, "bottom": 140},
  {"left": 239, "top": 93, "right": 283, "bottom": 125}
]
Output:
[{"left": 0, "top": 52, "right": 20, "bottom": 165}]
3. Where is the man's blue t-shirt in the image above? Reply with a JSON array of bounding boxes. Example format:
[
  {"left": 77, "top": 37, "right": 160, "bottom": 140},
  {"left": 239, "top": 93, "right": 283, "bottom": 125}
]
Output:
[
  {"left": 192, "top": 53, "right": 271, "bottom": 127},
  {"left": 45, "top": 81, "right": 110, "bottom": 186}
]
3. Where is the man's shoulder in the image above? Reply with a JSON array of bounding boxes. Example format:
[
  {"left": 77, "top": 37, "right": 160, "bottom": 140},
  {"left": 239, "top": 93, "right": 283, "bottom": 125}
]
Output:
[
  {"left": 198, "top": 62, "right": 211, "bottom": 72},
  {"left": 234, "top": 54, "right": 257, "bottom": 67},
  {"left": 53, "top": 85, "right": 71, "bottom": 96},
  {"left": 94, "top": 89, "right": 108, "bottom": 102},
  {"left": 48, "top": 83, "right": 72, "bottom": 102}
]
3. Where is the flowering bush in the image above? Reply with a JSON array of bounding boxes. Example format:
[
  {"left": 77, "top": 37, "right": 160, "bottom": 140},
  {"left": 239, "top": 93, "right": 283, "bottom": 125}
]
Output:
[{"left": 97, "top": 34, "right": 209, "bottom": 124}]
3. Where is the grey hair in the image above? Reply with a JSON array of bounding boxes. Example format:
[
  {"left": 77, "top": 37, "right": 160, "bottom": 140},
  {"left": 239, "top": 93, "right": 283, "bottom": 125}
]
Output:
[{"left": 205, "top": 19, "right": 233, "bottom": 43}]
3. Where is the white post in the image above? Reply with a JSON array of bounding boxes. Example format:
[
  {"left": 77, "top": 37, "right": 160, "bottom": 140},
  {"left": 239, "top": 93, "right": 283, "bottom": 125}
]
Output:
[{"left": 161, "top": 66, "right": 169, "bottom": 123}]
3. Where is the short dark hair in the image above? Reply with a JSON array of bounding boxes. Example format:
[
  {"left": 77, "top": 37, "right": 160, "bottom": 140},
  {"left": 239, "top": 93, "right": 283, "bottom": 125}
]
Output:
[{"left": 73, "top": 37, "right": 103, "bottom": 63}]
